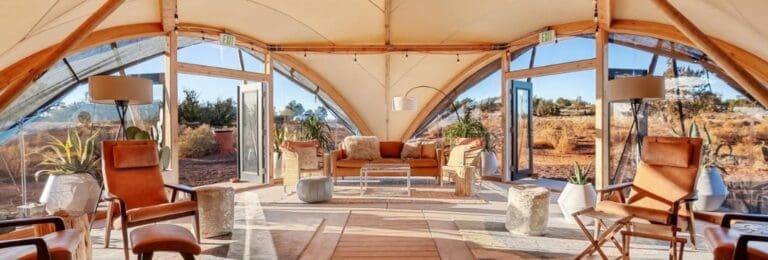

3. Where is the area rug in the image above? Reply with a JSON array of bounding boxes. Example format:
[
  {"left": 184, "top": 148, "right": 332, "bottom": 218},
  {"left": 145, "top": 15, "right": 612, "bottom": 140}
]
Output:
[{"left": 274, "top": 186, "right": 487, "bottom": 204}]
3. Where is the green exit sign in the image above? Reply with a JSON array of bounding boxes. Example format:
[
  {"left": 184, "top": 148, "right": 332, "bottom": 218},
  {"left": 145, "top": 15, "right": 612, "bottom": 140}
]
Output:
[
  {"left": 539, "top": 30, "right": 556, "bottom": 44},
  {"left": 219, "top": 33, "right": 236, "bottom": 47}
]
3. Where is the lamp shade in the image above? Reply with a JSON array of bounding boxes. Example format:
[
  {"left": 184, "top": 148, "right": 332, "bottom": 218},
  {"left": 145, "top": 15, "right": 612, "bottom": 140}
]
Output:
[
  {"left": 606, "top": 76, "right": 665, "bottom": 102},
  {"left": 88, "top": 75, "right": 153, "bottom": 104},
  {"left": 392, "top": 96, "right": 417, "bottom": 111}
]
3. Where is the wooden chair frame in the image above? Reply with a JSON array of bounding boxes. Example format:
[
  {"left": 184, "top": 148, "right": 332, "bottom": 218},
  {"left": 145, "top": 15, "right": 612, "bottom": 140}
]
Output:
[{"left": 0, "top": 216, "right": 72, "bottom": 260}]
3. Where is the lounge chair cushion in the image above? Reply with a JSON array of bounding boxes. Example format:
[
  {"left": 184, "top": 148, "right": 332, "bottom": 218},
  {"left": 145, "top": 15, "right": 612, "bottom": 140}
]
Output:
[
  {"left": 704, "top": 226, "right": 768, "bottom": 260},
  {"left": 130, "top": 224, "right": 201, "bottom": 255},
  {"left": 113, "top": 142, "right": 159, "bottom": 169},
  {"left": 641, "top": 141, "right": 691, "bottom": 168},
  {"left": 123, "top": 200, "right": 198, "bottom": 223},
  {"left": 0, "top": 229, "right": 81, "bottom": 260}
]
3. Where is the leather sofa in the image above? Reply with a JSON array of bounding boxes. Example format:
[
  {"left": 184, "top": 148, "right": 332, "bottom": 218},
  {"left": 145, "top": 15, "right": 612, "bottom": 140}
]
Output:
[{"left": 330, "top": 141, "right": 443, "bottom": 184}]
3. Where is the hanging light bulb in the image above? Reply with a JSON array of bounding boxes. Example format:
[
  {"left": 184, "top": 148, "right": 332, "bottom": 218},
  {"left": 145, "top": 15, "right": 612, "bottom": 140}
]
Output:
[
  {"left": 405, "top": 50, "right": 409, "bottom": 60},
  {"left": 304, "top": 50, "right": 308, "bottom": 59},
  {"left": 354, "top": 53, "right": 358, "bottom": 62},
  {"left": 456, "top": 53, "right": 460, "bottom": 63}
]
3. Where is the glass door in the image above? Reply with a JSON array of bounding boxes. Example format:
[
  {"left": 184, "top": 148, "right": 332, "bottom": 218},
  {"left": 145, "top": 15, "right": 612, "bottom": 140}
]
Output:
[
  {"left": 507, "top": 80, "right": 533, "bottom": 180},
  {"left": 238, "top": 83, "right": 269, "bottom": 184}
]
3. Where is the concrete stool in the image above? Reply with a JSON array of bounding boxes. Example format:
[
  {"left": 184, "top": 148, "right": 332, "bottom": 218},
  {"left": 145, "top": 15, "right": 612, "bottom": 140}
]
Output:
[
  {"left": 130, "top": 224, "right": 201, "bottom": 260},
  {"left": 297, "top": 176, "right": 333, "bottom": 203},
  {"left": 196, "top": 186, "right": 235, "bottom": 237},
  {"left": 505, "top": 184, "right": 550, "bottom": 236}
]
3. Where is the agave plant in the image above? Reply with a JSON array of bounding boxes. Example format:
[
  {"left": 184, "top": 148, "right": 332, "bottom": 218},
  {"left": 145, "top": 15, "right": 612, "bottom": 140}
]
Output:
[
  {"left": 671, "top": 121, "right": 738, "bottom": 173},
  {"left": 273, "top": 126, "right": 286, "bottom": 159},
  {"left": 36, "top": 129, "right": 101, "bottom": 180},
  {"left": 568, "top": 161, "right": 592, "bottom": 185},
  {"left": 443, "top": 113, "right": 493, "bottom": 151}
]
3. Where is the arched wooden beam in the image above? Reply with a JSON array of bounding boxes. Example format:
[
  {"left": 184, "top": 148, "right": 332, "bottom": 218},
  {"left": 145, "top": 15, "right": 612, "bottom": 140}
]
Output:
[
  {"left": 271, "top": 53, "right": 374, "bottom": 136},
  {"left": 399, "top": 52, "right": 500, "bottom": 140},
  {"left": 609, "top": 19, "right": 768, "bottom": 85}
]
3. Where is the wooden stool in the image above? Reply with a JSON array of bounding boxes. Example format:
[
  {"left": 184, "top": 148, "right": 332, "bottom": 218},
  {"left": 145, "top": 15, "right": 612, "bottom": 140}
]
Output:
[{"left": 130, "top": 224, "right": 201, "bottom": 260}]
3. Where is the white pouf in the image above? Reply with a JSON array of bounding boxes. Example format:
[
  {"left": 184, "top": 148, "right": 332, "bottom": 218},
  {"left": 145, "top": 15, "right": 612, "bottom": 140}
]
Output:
[
  {"left": 297, "top": 176, "right": 333, "bottom": 203},
  {"left": 505, "top": 184, "right": 550, "bottom": 236},
  {"left": 196, "top": 186, "right": 235, "bottom": 238}
]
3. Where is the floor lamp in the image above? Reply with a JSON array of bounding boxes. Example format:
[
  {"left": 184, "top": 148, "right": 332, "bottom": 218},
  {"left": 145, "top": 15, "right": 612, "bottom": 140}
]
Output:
[
  {"left": 87, "top": 75, "right": 153, "bottom": 229},
  {"left": 607, "top": 76, "right": 665, "bottom": 184},
  {"left": 392, "top": 85, "right": 462, "bottom": 134},
  {"left": 88, "top": 75, "right": 153, "bottom": 139}
]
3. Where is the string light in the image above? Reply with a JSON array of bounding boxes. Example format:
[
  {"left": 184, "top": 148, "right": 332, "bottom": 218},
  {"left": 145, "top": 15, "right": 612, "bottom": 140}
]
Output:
[
  {"left": 405, "top": 50, "right": 409, "bottom": 60},
  {"left": 593, "top": 0, "right": 599, "bottom": 37},
  {"left": 201, "top": 31, "right": 205, "bottom": 41},
  {"left": 173, "top": 13, "right": 179, "bottom": 31},
  {"left": 304, "top": 49, "right": 308, "bottom": 59},
  {"left": 456, "top": 53, "right": 460, "bottom": 63},
  {"left": 354, "top": 53, "right": 358, "bottom": 62}
]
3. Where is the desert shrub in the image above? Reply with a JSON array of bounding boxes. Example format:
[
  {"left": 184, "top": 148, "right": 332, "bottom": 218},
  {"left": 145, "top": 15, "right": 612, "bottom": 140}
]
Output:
[
  {"left": 534, "top": 97, "right": 560, "bottom": 117},
  {"left": 533, "top": 128, "right": 557, "bottom": 149},
  {"left": 710, "top": 127, "right": 746, "bottom": 145},
  {"left": 178, "top": 124, "right": 217, "bottom": 158},
  {"left": 555, "top": 131, "right": 578, "bottom": 154},
  {"left": 755, "top": 123, "right": 768, "bottom": 142}
]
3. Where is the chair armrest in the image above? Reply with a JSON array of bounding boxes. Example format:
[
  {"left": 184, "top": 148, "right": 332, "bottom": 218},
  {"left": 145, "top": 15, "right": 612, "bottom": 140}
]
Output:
[
  {"left": 734, "top": 234, "right": 768, "bottom": 259},
  {"left": 0, "top": 216, "right": 65, "bottom": 231},
  {"left": 0, "top": 238, "right": 50, "bottom": 260},
  {"left": 331, "top": 149, "right": 342, "bottom": 161},
  {"left": 165, "top": 183, "right": 197, "bottom": 202},
  {"left": 103, "top": 193, "right": 129, "bottom": 220},
  {"left": 596, "top": 182, "right": 632, "bottom": 193},
  {"left": 721, "top": 213, "right": 768, "bottom": 228}
]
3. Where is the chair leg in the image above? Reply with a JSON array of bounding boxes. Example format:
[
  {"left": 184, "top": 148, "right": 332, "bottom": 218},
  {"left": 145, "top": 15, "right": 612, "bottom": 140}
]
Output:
[
  {"left": 121, "top": 222, "right": 130, "bottom": 260},
  {"left": 669, "top": 240, "right": 676, "bottom": 260},
  {"left": 193, "top": 213, "right": 201, "bottom": 243},
  {"left": 104, "top": 204, "right": 113, "bottom": 248},
  {"left": 686, "top": 202, "right": 697, "bottom": 249},
  {"left": 138, "top": 252, "right": 153, "bottom": 260}
]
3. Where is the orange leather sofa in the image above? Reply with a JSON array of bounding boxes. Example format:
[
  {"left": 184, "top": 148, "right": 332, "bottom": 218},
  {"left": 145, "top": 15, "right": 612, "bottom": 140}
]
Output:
[{"left": 330, "top": 141, "right": 443, "bottom": 184}]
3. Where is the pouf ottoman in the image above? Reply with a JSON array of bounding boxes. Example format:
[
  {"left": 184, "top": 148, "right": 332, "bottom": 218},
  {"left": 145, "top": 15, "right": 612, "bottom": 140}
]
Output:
[
  {"left": 195, "top": 186, "right": 235, "bottom": 237},
  {"left": 505, "top": 184, "right": 550, "bottom": 236},
  {"left": 297, "top": 176, "right": 333, "bottom": 203}
]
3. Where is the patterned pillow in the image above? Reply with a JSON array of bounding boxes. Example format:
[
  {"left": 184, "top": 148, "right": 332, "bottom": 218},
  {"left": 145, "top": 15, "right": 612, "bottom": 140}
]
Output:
[
  {"left": 296, "top": 146, "right": 320, "bottom": 170},
  {"left": 343, "top": 136, "right": 382, "bottom": 160},
  {"left": 447, "top": 145, "right": 471, "bottom": 166},
  {"left": 400, "top": 141, "right": 422, "bottom": 159}
]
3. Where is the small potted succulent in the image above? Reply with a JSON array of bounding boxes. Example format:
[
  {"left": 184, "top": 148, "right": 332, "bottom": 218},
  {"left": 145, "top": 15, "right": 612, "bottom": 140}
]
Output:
[
  {"left": 557, "top": 161, "right": 597, "bottom": 224},
  {"left": 36, "top": 129, "right": 101, "bottom": 215}
]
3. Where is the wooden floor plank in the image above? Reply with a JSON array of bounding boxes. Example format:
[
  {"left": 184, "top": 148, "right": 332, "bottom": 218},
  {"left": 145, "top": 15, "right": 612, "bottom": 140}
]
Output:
[{"left": 331, "top": 210, "right": 440, "bottom": 259}]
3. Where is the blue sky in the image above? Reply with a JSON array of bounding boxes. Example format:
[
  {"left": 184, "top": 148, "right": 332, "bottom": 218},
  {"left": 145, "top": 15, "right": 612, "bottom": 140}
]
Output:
[{"left": 64, "top": 37, "right": 745, "bottom": 112}]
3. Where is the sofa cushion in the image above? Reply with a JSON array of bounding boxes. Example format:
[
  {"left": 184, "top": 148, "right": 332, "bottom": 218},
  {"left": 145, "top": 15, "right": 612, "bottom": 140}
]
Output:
[
  {"left": 336, "top": 159, "right": 367, "bottom": 168},
  {"left": 371, "top": 158, "right": 405, "bottom": 164},
  {"left": 380, "top": 141, "right": 403, "bottom": 158},
  {"left": 421, "top": 141, "right": 437, "bottom": 159},
  {"left": 343, "top": 136, "right": 381, "bottom": 160},
  {"left": 407, "top": 159, "right": 438, "bottom": 168},
  {"left": 401, "top": 141, "right": 422, "bottom": 159}
]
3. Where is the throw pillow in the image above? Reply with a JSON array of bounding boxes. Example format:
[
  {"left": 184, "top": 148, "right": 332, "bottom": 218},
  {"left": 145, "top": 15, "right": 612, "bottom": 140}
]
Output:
[
  {"left": 343, "top": 136, "right": 382, "bottom": 160},
  {"left": 296, "top": 147, "right": 320, "bottom": 170},
  {"left": 447, "top": 145, "right": 471, "bottom": 166},
  {"left": 421, "top": 141, "right": 437, "bottom": 159},
  {"left": 401, "top": 141, "right": 422, "bottom": 159}
]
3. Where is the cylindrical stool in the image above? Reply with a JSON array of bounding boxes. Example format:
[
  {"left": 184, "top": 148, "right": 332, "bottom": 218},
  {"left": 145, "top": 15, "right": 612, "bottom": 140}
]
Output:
[
  {"left": 130, "top": 224, "right": 201, "bottom": 260},
  {"left": 297, "top": 176, "right": 333, "bottom": 203},
  {"left": 506, "top": 184, "right": 550, "bottom": 236},
  {"left": 195, "top": 186, "right": 235, "bottom": 237}
]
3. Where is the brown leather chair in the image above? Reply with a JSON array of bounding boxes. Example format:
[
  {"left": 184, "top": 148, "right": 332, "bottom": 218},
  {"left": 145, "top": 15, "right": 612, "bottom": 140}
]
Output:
[
  {"left": 573, "top": 136, "right": 702, "bottom": 258},
  {"left": 101, "top": 140, "right": 200, "bottom": 259},
  {"left": 704, "top": 213, "right": 768, "bottom": 260},
  {"left": 0, "top": 216, "right": 82, "bottom": 260}
]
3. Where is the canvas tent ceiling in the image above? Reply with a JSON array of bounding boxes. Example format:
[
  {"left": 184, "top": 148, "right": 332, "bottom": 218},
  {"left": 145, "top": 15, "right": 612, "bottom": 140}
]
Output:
[{"left": 1, "top": 0, "right": 767, "bottom": 139}]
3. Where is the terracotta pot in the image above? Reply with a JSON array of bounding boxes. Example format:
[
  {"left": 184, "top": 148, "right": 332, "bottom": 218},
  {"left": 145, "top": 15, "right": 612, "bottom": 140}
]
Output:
[{"left": 214, "top": 129, "right": 235, "bottom": 154}]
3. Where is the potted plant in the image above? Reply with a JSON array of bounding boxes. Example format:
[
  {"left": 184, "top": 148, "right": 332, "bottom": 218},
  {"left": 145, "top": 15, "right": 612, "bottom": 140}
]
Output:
[
  {"left": 36, "top": 128, "right": 101, "bottom": 215},
  {"left": 443, "top": 113, "right": 497, "bottom": 175},
  {"left": 693, "top": 124, "right": 736, "bottom": 211},
  {"left": 557, "top": 161, "right": 596, "bottom": 224},
  {"left": 299, "top": 113, "right": 334, "bottom": 152}
]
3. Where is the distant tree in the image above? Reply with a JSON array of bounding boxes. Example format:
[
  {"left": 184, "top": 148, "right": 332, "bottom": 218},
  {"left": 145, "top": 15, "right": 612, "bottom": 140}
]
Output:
[
  {"left": 477, "top": 97, "right": 501, "bottom": 113},
  {"left": 314, "top": 106, "right": 328, "bottom": 120},
  {"left": 534, "top": 97, "right": 560, "bottom": 117},
  {"left": 283, "top": 100, "right": 305, "bottom": 119},
  {"left": 202, "top": 98, "right": 236, "bottom": 127},
  {"left": 555, "top": 97, "right": 571, "bottom": 108},
  {"left": 179, "top": 89, "right": 204, "bottom": 123}
]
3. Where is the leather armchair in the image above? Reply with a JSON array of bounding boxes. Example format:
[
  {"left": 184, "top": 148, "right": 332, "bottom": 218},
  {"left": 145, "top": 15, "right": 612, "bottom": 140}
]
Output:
[
  {"left": 0, "top": 216, "right": 82, "bottom": 260},
  {"left": 281, "top": 140, "right": 325, "bottom": 193},
  {"left": 704, "top": 213, "right": 768, "bottom": 260},
  {"left": 101, "top": 140, "right": 200, "bottom": 259}
]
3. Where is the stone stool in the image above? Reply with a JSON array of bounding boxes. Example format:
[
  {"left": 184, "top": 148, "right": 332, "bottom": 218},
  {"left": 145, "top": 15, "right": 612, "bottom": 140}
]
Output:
[
  {"left": 195, "top": 186, "right": 235, "bottom": 237},
  {"left": 505, "top": 184, "right": 550, "bottom": 236},
  {"left": 297, "top": 176, "right": 333, "bottom": 203},
  {"left": 130, "top": 224, "right": 201, "bottom": 260}
]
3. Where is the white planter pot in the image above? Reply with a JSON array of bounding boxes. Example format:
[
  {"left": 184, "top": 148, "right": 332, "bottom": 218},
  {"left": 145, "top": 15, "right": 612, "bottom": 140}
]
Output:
[
  {"left": 273, "top": 152, "right": 283, "bottom": 179},
  {"left": 693, "top": 167, "right": 729, "bottom": 211},
  {"left": 481, "top": 151, "right": 499, "bottom": 176},
  {"left": 38, "top": 174, "right": 100, "bottom": 215},
  {"left": 557, "top": 183, "right": 597, "bottom": 224}
]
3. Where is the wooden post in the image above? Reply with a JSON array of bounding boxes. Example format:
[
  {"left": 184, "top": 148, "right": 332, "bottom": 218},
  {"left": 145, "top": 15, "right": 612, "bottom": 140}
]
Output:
[
  {"left": 0, "top": 0, "right": 125, "bottom": 112},
  {"left": 501, "top": 51, "right": 511, "bottom": 182},
  {"left": 595, "top": 28, "right": 610, "bottom": 191},
  {"left": 649, "top": 0, "right": 768, "bottom": 107},
  {"left": 265, "top": 52, "right": 275, "bottom": 184},
  {"left": 164, "top": 30, "right": 180, "bottom": 184}
]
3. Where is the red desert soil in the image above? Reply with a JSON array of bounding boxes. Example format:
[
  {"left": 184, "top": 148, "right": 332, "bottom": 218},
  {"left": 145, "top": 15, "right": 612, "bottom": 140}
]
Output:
[{"left": 179, "top": 153, "right": 237, "bottom": 187}]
